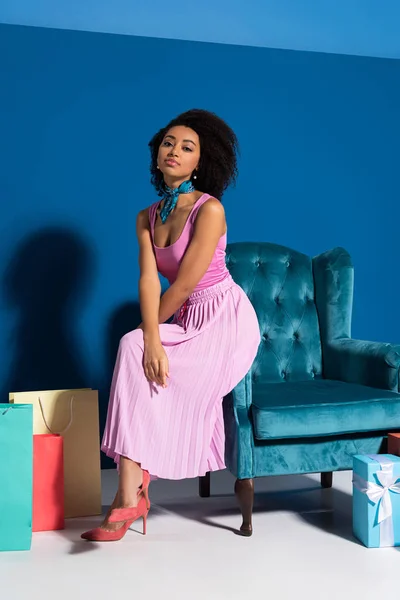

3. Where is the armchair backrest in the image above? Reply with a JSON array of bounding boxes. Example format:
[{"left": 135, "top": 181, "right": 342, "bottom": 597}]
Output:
[{"left": 226, "top": 242, "right": 323, "bottom": 385}]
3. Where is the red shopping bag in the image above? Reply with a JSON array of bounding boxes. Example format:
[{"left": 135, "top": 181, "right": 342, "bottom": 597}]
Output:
[{"left": 33, "top": 434, "right": 65, "bottom": 532}]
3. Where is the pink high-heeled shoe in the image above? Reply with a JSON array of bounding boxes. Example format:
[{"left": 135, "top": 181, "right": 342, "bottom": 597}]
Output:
[
  {"left": 108, "top": 493, "right": 150, "bottom": 535},
  {"left": 81, "top": 495, "right": 149, "bottom": 541},
  {"left": 81, "top": 469, "right": 151, "bottom": 541}
]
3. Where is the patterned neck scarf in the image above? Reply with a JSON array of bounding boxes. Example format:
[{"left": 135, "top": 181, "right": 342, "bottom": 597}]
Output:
[{"left": 160, "top": 180, "right": 196, "bottom": 224}]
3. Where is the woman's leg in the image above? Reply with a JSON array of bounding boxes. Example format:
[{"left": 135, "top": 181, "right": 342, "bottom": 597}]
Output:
[{"left": 100, "top": 457, "right": 144, "bottom": 531}]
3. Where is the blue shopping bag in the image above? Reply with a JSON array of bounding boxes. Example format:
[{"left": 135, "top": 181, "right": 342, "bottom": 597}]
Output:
[{"left": 0, "top": 403, "right": 33, "bottom": 551}]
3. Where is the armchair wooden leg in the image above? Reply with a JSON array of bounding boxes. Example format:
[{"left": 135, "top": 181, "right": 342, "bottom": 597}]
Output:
[
  {"left": 199, "top": 472, "right": 211, "bottom": 498},
  {"left": 235, "top": 478, "right": 254, "bottom": 536},
  {"left": 321, "top": 472, "right": 333, "bottom": 488}
]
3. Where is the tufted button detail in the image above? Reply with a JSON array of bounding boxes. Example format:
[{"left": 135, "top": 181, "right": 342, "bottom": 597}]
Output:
[
  {"left": 275, "top": 296, "right": 281, "bottom": 305},
  {"left": 286, "top": 261, "right": 290, "bottom": 268},
  {"left": 310, "top": 370, "right": 315, "bottom": 379},
  {"left": 263, "top": 333, "right": 269, "bottom": 341},
  {"left": 255, "top": 260, "right": 260, "bottom": 267},
  {"left": 281, "top": 371, "right": 286, "bottom": 379},
  {"left": 293, "top": 331, "right": 299, "bottom": 340}
]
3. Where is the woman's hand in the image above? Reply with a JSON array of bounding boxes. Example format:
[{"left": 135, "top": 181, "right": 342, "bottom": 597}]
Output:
[
  {"left": 136, "top": 322, "right": 169, "bottom": 387},
  {"left": 143, "top": 339, "right": 170, "bottom": 388}
]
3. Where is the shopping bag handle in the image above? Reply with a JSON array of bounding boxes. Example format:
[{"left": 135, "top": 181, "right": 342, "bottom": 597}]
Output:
[{"left": 38, "top": 395, "right": 74, "bottom": 435}]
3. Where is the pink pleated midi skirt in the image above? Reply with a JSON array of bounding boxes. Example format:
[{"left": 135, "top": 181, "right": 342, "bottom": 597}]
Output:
[{"left": 101, "top": 273, "right": 261, "bottom": 480}]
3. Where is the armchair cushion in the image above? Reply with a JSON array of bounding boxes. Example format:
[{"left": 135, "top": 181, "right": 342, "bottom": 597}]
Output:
[{"left": 252, "top": 379, "right": 400, "bottom": 440}]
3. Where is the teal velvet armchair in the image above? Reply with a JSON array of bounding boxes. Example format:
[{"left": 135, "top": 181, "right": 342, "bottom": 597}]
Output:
[{"left": 199, "top": 242, "right": 400, "bottom": 536}]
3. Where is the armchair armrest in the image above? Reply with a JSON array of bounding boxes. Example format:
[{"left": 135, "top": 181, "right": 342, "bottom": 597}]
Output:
[
  {"left": 324, "top": 338, "right": 400, "bottom": 391},
  {"left": 223, "top": 370, "right": 255, "bottom": 479}
]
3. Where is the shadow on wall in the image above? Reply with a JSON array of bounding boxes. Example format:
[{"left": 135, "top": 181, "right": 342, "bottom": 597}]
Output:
[
  {"left": 1, "top": 227, "right": 95, "bottom": 398},
  {"left": 1, "top": 225, "right": 144, "bottom": 469}
]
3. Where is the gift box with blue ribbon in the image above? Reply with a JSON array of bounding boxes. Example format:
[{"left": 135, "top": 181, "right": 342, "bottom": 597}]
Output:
[{"left": 353, "top": 454, "right": 400, "bottom": 548}]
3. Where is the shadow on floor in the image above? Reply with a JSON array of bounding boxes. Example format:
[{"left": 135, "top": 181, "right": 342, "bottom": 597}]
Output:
[
  {"left": 154, "top": 474, "right": 357, "bottom": 543},
  {"left": 55, "top": 472, "right": 359, "bottom": 552}
]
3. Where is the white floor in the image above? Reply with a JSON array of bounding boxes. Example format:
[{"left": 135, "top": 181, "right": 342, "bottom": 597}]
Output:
[{"left": 1, "top": 469, "right": 398, "bottom": 600}]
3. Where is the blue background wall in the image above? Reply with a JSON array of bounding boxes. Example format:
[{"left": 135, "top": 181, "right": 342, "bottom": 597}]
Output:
[
  {"left": 2, "top": 0, "right": 400, "bottom": 59},
  {"left": 1, "top": 23, "right": 399, "bottom": 464}
]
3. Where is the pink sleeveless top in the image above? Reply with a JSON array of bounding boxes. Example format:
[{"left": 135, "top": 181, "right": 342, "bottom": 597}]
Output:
[{"left": 148, "top": 193, "right": 231, "bottom": 292}]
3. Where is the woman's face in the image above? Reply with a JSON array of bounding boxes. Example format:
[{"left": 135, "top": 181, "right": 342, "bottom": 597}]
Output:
[{"left": 157, "top": 125, "right": 200, "bottom": 186}]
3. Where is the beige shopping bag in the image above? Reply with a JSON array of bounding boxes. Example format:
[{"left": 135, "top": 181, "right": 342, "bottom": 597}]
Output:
[{"left": 10, "top": 389, "right": 102, "bottom": 518}]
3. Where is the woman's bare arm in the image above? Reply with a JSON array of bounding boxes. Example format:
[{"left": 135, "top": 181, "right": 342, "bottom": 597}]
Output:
[{"left": 136, "top": 209, "right": 162, "bottom": 343}]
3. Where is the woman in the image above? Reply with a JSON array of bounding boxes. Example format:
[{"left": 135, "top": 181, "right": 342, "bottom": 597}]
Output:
[{"left": 81, "top": 109, "right": 261, "bottom": 541}]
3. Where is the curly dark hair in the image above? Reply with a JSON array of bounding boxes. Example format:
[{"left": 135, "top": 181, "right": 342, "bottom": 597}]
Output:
[{"left": 148, "top": 109, "right": 239, "bottom": 200}]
